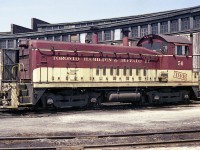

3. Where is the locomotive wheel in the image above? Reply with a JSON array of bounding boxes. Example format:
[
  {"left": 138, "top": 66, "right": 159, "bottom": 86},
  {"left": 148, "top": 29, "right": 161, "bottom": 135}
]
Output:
[
  {"left": 96, "top": 96, "right": 102, "bottom": 107},
  {"left": 41, "top": 93, "right": 56, "bottom": 108},
  {"left": 87, "top": 96, "right": 102, "bottom": 108}
]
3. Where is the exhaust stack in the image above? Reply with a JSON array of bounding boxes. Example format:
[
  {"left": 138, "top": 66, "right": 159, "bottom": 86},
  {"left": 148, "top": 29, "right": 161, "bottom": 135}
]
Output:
[
  {"left": 122, "top": 28, "right": 130, "bottom": 46},
  {"left": 90, "top": 27, "right": 99, "bottom": 44}
]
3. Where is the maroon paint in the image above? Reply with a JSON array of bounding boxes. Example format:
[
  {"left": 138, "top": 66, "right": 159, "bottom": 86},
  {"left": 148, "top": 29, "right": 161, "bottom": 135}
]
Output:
[
  {"left": 92, "top": 32, "right": 98, "bottom": 44},
  {"left": 123, "top": 36, "right": 129, "bottom": 46},
  {"left": 19, "top": 38, "right": 193, "bottom": 80}
]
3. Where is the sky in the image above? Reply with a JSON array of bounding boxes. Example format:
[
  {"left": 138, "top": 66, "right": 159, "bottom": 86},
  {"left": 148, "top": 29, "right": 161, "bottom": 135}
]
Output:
[{"left": 0, "top": 0, "right": 200, "bottom": 32}]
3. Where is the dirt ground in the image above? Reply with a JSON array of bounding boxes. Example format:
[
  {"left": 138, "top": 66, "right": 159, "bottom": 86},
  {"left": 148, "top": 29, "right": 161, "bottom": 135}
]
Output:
[{"left": 1, "top": 102, "right": 200, "bottom": 149}]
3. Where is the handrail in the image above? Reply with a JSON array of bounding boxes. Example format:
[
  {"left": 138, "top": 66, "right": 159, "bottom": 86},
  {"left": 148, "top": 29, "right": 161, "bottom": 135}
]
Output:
[{"left": 11, "top": 63, "right": 25, "bottom": 83}]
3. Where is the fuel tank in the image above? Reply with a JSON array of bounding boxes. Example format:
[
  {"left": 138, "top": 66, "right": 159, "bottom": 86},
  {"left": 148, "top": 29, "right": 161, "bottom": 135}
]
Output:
[{"left": 108, "top": 92, "right": 141, "bottom": 102}]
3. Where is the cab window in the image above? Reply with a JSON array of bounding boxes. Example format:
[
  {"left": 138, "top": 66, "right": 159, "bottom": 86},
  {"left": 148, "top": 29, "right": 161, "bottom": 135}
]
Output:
[
  {"left": 142, "top": 42, "right": 167, "bottom": 54},
  {"left": 175, "top": 45, "right": 189, "bottom": 55}
]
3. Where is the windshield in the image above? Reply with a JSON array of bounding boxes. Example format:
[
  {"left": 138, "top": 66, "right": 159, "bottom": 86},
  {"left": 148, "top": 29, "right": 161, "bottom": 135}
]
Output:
[{"left": 142, "top": 42, "right": 167, "bottom": 54}]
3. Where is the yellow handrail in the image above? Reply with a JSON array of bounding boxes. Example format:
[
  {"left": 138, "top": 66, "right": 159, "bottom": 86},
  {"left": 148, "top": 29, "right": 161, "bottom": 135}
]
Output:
[{"left": 11, "top": 63, "right": 25, "bottom": 83}]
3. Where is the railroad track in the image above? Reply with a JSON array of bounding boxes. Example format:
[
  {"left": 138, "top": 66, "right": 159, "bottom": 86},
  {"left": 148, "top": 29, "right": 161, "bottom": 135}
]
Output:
[
  {"left": 0, "top": 101, "right": 199, "bottom": 119},
  {"left": 1, "top": 129, "right": 200, "bottom": 149}
]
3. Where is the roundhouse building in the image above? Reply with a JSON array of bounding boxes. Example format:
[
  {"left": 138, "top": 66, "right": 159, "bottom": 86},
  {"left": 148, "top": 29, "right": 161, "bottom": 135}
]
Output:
[{"left": 0, "top": 5, "right": 200, "bottom": 71}]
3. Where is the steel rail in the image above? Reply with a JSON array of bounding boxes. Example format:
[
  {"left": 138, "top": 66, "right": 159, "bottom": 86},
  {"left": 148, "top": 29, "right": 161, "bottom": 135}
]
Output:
[
  {"left": 83, "top": 139, "right": 200, "bottom": 149},
  {"left": 0, "top": 147, "right": 56, "bottom": 150},
  {"left": 1, "top": 129, "right": 200, "bottom": 141},
  {"left": 0, "top": 139, "right": 200, "bottom": 150}
]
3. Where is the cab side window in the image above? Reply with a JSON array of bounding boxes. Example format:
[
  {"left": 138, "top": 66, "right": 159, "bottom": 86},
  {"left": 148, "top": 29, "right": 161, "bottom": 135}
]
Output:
[{"left": 175, "top": 45, "right": 189, "bottom": 56}]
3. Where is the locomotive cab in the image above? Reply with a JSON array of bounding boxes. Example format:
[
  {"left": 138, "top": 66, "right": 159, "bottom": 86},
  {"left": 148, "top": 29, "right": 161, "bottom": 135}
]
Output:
[
  {"left": 137, "top": 34, "right": 198, "bottom": 101},
  {"left": 137, "top": 34, "right": 192, "bottom": 56}
]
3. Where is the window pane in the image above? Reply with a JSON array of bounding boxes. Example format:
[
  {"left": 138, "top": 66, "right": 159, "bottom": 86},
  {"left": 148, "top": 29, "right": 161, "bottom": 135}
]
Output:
[
  {"left": 176, "top": 45, "right": 182, "bottom": 55},
  {"left": 114, "top": 29, "right": 121, "bottom": 40},
  {"left": 46, "top": 26, "right": 53, "bottom": 31},
  {"left": 181, "top": 18, "right": 190, "bottom": 30},
  {"left": 194, "top": 15, "right": 200, "bottom": 29},
  {"left": 141, "top": 25, "right": 148, "bottom": 37},
  {"left": 59, "top": 26, "right": 64, "bottom": 30},
  {"left": 38, "top": 37, "right": 45, "bottom": 40},
  {"left": 104, "top": 30, "right": 111, "bottom": 41},
  {"left": 131, "top": 26, "right": 138, "bottom": 38},
  {"left": 160, "top": 22, "right": 168, "bottom": 34},
  {"left": 62, "top": 35, "right": 68, "bottom": 42},
  {"left": 151, "top": 23, "right": 158, "bottom": 34},
  {"left": 98, "top": 32, "right": 102, "bottom": 42},
  {"left": 53, "top": 26, "right": 59, "bottom": 30},
  {"left": 47, "top": 36, "right": 53, "bottom": 41},
  {"left": 0, "top": 40, "right": 6, "bottom": 48},
  {"left": 8, "top": 40, "right": 14, "bottom": 48},
  {"left": 54, "top": 36, "right": 61, "bottom": 41},
  {"left": 171, "top": 20, "right": 178, "bottom": 32},
  {"left": 185, "top": 46, "right": 189, "bottom": 55}
]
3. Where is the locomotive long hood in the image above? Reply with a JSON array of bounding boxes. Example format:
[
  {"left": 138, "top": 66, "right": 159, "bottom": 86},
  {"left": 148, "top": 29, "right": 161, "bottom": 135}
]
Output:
[{"left": 27, "top": 40, "right": 161, "bottom": 56}]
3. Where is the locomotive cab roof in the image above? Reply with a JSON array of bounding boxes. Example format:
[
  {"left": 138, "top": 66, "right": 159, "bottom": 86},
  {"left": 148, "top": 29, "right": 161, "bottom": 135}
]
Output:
[
  {"left": 137, "top": 34, "right": 192, "bottom": 54},
  {"left": 137, "top": 34, "right": 192, "bottom": 46}
]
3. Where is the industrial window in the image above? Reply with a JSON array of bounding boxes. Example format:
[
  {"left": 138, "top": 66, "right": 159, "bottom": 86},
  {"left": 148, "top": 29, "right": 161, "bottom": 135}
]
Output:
[
  {"left": 87, "top": 23, "right": 93, "bottom": 26},
  {"left": 194, "top": 15, "right": 200, "bottom": 29},
  {"left": 160, "top": 22, "right": 168, "bottom": 34},
  {"left": 0, "top": 40, "right": 6, "bottom": 49},
  {"left": 104, "top": 30, "right": 111, "bottom": 41},
  {"left": 59, "top": 26, "right": 64, "bottom": 30},
  {"left": 75, "top": 24, "right": 81, "bottom": 28},
  {"left": 53, "top": 26, "right": 59, "bottom": 30},
  {"left": 81, "top": 23, "right": 87, "bottom": 27},
  {"left": 62, "top": 35, "right": 68, "bottom": 42},
  {"left": 181, "top": 18, "right": 190, "bottom": 30},
  {"left": 85, "top": 33, "right": 92, "bottom": 43},
  {"left": 170, "top": 20, "right": 178, "bottom": 32},
  {"left": 54, "top": 36, "right": 61, "bottom": 41},
  {"left": 53, "top": 26, "right": 63, "bottom": 30},
  {"left": 141, "top": 25, "right": 148, "bottom": 37},
  {"left": 110, "top": 66, "right": 113, "bottom": 76},
  {"left": 114, "top": 29, "right": 121, "bottom": 40},
  {"left": 38, "top": 37, "right": 45, "bottom": 40},
  {"left": 96, "top": 66, "right": 99, "bottom": 76},
  {"left": 103, "top": 66, "right": 106, "bottom": 76},
  {"left": 175, "top": 45, "right": 189, "bottom": 55},
  {"left": 98, "top": 32, "right": 103, "bottom": 42},
  {"left": 46, "top": 26, "right": 53, "bottom": 31},
  {"left": 70, "top": 34, "right": 78, "bottom": 43},
  {"left": 41, "top": 27, "right": 46, "bottom": 31},
  {"left": 116, "top": 66, "right": 120, "bottom": 76},
  {"left": 151, "top": 23, "right": 158, "bottom": 34},
  {"left": 123, "top": 66, "right": 127, "bottom": 76},
  {"left": 8, "top": 40, "right": 14, "bottom": 48},
  {"left": 131, "top": 26, "right": 138, "bottom": 38},
  {"left": 47, "top": 36, "right": 53, "bottom": 41}
]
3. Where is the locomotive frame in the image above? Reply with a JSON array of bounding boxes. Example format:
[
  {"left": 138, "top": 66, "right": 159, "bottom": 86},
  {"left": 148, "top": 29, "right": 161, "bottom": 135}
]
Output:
[{"left": 0, "top": 34, "right": 198, "bottom": 109}]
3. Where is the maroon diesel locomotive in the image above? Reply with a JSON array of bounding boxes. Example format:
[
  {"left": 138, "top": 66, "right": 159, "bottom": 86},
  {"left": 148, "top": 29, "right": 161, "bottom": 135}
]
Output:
[{"left": 0, "top": 34, "right": 198, "bottom": 109}]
